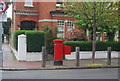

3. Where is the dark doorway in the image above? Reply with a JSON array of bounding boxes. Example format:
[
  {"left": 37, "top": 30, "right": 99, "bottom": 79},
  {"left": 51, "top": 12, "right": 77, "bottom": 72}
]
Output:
[{"left": 20, "top": 20, "right": 37, "bottom": 30}]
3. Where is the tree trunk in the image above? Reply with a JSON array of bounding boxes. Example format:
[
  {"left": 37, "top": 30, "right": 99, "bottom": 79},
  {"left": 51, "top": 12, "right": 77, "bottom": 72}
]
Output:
[
  {"left": 92, "top": 26, "right": 96, "bottom": 63},
  {"left": 92, "top": 2, "right": 97, "bottom": 64}
]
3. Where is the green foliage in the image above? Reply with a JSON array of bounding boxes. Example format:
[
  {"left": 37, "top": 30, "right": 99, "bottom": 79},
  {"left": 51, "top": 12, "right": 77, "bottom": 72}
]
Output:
[
  {"left": 13, "top": 30, "right": 45, "bottom": 52},
  {"left": 26, "top": 31, "right": 45, "bottom": 52},
  {"left": 64, "top": 41, "right": 92, "bottom": 51},
  {"left": 65, "top": 2, "right": 119, "bottom": 42},
  {"left": 41, "top": 24, "right": 58, "bottom": 53},
  {"left": 107, "top": 32, "right": 116, "bottom": 42},
  {"left": 64, "top": 41, "right": 120, "bottom": 51},
  {"left": 13, "top": 30, "right": 26, "bottom": 50},
  {"left": 2, "top": 18, "right": 12, "bottom": 42},
  {"left": 2, "top": 18, "right": 12, "bottom": 35},
  {"left": 96, "top": 42, "right": 120, "bottom": 51},
  {"left": 65, "top": 30, "right": 86, "bottom": 41}
]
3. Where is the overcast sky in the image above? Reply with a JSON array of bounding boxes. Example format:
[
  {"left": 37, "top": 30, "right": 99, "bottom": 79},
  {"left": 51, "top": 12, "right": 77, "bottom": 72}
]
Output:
[{"left": 6, "top": 4, "right": 12, "bottom": 18}]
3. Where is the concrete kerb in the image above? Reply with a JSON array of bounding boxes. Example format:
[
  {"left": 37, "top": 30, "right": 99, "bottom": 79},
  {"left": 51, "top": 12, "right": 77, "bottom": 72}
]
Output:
[{"left": 1, "top": 65, "right": 120, "bottom": 71}]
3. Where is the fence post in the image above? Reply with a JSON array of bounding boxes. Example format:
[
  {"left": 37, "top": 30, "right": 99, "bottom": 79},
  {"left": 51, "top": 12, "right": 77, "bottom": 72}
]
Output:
[
  {"left": 75, "top": 47, "right": 80, "bottom": 66},
  {"left": 107, "top": 47, "right": 111, "bottom": 65},
  {"left": 42, "top": 46, "right": 47, "bottom": 67}
]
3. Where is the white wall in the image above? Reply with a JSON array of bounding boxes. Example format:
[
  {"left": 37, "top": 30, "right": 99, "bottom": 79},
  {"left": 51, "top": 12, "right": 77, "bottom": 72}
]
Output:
[
  {"left": 14, "top": 34, "right": 42, "bottom": 61},
  {"left": 65, "top": 51, "right": 119, "bottom": 60}
]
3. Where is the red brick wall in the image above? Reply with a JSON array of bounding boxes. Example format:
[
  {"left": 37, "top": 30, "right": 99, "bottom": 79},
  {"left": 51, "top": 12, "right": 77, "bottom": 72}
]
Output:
[
  {"left": 14, "top": 15, "right": 39, "bottom": 30},
  {"left": 14, "top": 2, "right": 39, "bottom": 11},
  {"left": 12, "top": 1, "right": 86, "bottom": 39},
  {"left": 39, "top": 2, "right": 56, "bottom": 19},
  {"left": 53, "top": 16, "right": 74, "bottom": 20},
  {"left": 13, "top": 1, "right": 39, "bottom": 30}
]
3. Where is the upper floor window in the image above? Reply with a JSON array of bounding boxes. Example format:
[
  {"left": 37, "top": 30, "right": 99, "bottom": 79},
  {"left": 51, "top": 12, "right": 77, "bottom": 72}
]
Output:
[
  {"left": 67, "top": 21, "right": 74, "bottom": 31},
  {"left": 24, "top": 0, "right": 33, "bottom": 7},
  {"left": 56, "top": 0, "right": 64, "bottom": 7}
]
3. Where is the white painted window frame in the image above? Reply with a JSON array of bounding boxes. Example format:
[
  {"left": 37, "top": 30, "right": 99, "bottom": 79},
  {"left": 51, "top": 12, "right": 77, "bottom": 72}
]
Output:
[
  {"left": 24, "top": 0, "right": 34, "bottom": 7},
  {"left": 56, "top": 0, "right": 65, "bottom": 7},
  {"left": 57, "top": 20, "right": 64, "bottom": 32},
  {"left": 67, "top": 20, "right": 74, "bottom": 31},
  {"left": 56, "top": 3, "right": 65, "bottom": 7},
  {"left": 57, "top": 20, "right": 65, "bottom": 38}
]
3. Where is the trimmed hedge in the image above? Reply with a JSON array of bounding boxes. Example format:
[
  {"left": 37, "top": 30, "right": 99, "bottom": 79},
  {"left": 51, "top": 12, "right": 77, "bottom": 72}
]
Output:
[
  {"left": 96, "top": 42, "right": 120, "bottom": 51},
  {"left": 13, "top": 30, "right": 26, "bottom": 50},
  {"left": 64, "top": 41, "right": 120, "bottom": 51},
  {"left": 14, "top": 30, "right": 45, "bottom": 52},
  {"left": 26, "top": 31, "right": 45, "bottom": 52}
]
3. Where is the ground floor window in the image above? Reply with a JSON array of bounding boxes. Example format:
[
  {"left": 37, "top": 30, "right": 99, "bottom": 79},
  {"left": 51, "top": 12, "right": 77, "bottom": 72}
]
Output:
[
  {"left": 96, "top": 32, "right": 101, "bottom": 41},
  {"left": 96, "top": 32, "right": 108, "bottom": 42},
  {"left": 57, "top": 20, "right": 74, "bottom": 38},
  {"left": 57, "top": 32, "right": 64, "bottom": 38},
  {"left": 67, "top": 20, "right": 74, "bottom": 31},
  {"left": 57, "top": 20, "right": 64, "bottom": 38},
  {"left": 20, "top": 20, "right": 37, "bottom": 30}
]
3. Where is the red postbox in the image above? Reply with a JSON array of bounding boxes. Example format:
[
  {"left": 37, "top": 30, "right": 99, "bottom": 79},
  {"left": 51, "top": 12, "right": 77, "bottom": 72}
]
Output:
[
  {"left": 63, "top": 46, "right": 71, "bottom": 55},
  {"left": 53, "top": 39, "right": 71, "bottom": 66}
]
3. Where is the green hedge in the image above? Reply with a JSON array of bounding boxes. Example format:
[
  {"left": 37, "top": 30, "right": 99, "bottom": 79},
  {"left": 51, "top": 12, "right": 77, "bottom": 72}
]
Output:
[
  {"left": 26, "top": 31, "right": 45, "bottom": 52},
  {"left": 14, "top": 30, "right": 45, "bottom": 52},
  {"left": 13, "top": 30, "right": 26, "bottom": 50},
  {"left": 64, "top": 41, "right": 120, "bottom": 51}
]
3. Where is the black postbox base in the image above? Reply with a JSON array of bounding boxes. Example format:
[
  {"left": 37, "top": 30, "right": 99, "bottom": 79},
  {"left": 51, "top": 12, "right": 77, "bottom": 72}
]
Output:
[{"left": 54, "top": 60, "right": 63, "bottom": 66}]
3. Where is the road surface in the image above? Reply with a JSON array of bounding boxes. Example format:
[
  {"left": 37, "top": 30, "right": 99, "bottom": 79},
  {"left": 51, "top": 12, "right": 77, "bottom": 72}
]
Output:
[{"left": 2, "top": 68, "right": 119, "bottom": 79}]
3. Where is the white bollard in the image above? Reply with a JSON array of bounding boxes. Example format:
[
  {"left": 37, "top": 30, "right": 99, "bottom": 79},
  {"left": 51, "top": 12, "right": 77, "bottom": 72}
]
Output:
[{"left": 18, "top": 34, "right": 26, "bottom": 61}]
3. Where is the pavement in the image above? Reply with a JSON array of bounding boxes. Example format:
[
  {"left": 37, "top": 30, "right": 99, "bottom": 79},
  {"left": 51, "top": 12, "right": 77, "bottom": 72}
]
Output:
[
  {"left": 1, "top": 43, "right": 120, "bottom": 70},
  {"left": 0, "top": 53, "right": 2, "bottom": 67}
]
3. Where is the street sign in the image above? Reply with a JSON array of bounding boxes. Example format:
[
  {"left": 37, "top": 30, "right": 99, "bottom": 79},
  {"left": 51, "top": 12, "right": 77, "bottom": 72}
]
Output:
[
  {"left": 0, "top": 13, "right": 7, "bottom": 22},
  {"left": 0, "top": 0, "right": 8, "bottom": 22},
  {"left": 0, "top": 0, "right": 8, "bottom": 13}
]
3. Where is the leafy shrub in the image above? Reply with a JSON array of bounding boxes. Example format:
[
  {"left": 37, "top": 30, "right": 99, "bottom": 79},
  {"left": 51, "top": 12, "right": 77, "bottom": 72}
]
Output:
[
  {"left": 26, "top": 31, "right": 45, "bottom": 52},
  {"left": 65, "top": 30, "right": 86, "bottom": 41},
  {"left": 96, "top": 42, "right": 120, "bottom": 51},
  {"left": 64, "top": 41, "right": 120, "bottom": 51},
  {"left": 41, "top": 24, "right": 58, "bottom": 54}
]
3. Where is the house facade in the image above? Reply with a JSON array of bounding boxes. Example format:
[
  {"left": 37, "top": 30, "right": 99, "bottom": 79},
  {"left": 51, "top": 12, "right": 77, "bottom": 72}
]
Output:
[
  {"left": 11, "top": 0, "right": 120, "bottom": 42},
  {"left": 12, "top": 0, "right": 78, "bottom": 38}
]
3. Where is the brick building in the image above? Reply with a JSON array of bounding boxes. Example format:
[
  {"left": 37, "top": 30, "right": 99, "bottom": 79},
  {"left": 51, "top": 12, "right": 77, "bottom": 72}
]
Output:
[
  {"left": 11, "top": 0, "right": 119, "bottom": 42},
  {"left": 12, "top": 0, "right": 78, "bottom": 39}
]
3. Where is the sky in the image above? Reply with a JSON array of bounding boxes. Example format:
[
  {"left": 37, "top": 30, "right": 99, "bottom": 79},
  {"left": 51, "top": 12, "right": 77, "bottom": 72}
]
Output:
[{"left": 6, "top": 4, "right": 12, "bottom": 18}]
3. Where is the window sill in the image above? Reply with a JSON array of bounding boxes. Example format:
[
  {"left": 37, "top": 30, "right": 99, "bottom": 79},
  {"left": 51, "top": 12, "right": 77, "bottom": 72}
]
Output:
[
  {"left": 56, "top": 6, "right": 65, "bottom": 8},
  {"left": 24, "top": 5, "right": 34, "bottom": 8}
]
